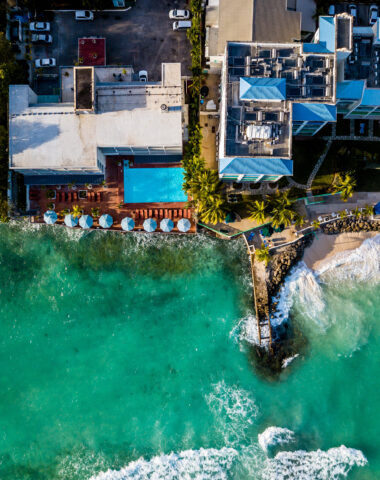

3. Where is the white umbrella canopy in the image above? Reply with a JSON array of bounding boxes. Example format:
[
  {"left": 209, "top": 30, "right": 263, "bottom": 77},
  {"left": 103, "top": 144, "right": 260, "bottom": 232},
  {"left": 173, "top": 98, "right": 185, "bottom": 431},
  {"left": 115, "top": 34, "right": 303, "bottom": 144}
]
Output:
[
  {"left": 177, "top": 218, "right": 191, "bottom": 232},
  {"left": 44, "top": 210, "right": 57, "bottom": 225}
]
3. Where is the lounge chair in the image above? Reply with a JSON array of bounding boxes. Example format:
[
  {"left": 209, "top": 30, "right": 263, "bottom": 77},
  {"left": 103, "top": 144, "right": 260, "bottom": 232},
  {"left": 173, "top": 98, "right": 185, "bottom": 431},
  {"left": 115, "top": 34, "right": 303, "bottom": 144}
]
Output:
[
  {"left": 174, "top": 209, "right": 178, "bottom": 218},
  {"left": 318, "top": 216, "right": 323, "bottom": 222},
  {"left": 159, "top": 209, "right": 163, "bottom": 218},
  {"left": 168, "top": 210, "right": 173, "bottom": 219},
  {"left": 154, "top": 209, "right": 158, "bottom": 218},
  {"left": 144, "top": 209, "right": 148, "bottom": 218}
]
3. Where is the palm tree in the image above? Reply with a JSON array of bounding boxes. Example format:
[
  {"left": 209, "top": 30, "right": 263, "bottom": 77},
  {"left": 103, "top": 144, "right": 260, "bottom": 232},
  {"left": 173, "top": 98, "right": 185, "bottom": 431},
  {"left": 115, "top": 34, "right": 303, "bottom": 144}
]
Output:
[
  {"left": 312, "top": 220, "right": 320, "bottom": 229},
  {"left": 334, "top": 173, "right": 356, "bottom": 202},
  {"left": 190, "top": 169, "right": 221, "bottom": 202},
  {"left": 271, "top": 204, "right": 295, "bottom": 228},
  {"left": 353, "top": 207, "right": 361, "bottom": 218},
  {"left": 255, "top": 244, "right": 271, "bottom": 266},
  {"left": 295, "top": 214, "right": 306, "bottom": 227},
  {"left": 91, "top": 207, "right": 100, "bottom": 218},
  {"left": 198, "top": 195, "right": 227, "bottom": 225},
  {"left": 72, "top": 205, "right": 81, "bottom": 218},
  {"left": 248, "top": 200, "right": 267, "bottom": 224},
  {"left": 364, "top": 204, "right": 374, "bottom": 217},
  {"left": 339, "top": 210, "right": 346, "bottom": 219}
]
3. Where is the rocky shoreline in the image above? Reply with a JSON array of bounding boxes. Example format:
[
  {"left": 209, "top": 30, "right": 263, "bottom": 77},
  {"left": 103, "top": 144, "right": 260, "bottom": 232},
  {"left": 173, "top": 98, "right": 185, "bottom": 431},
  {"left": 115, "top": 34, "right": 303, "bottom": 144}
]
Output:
[{"left": 321, "top": 217, "right": 380, "bottom": 234}]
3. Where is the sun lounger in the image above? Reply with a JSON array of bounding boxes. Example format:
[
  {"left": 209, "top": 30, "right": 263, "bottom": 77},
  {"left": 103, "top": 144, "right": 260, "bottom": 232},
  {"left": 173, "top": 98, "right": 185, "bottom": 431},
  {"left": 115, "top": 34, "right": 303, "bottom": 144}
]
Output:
[
  {"left": 73, "top": 192, "right": 78, "bottom": 201},
  {"left": 144, "top": 209, "right": 148, "bottom": 218},
  {"left": 168, "top": 210, "right": 173, "bottom": 219},
  {"left": 173, "top": 209, "right": 178, "bottom": 218},
  {"left": 154, "top": 209, "right": 158, "bottom": 218},
  {"left": 318, "top": 216, "right": 323, "bottom": 222},
  {"left": 159, "top": 209, "right": 163, "bottom": 218}
]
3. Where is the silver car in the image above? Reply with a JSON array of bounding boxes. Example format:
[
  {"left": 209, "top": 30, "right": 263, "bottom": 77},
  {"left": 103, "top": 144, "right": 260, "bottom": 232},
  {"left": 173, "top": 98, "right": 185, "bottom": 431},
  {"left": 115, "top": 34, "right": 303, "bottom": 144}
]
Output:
[
  {"left": 35, "top": 58, "right": 56, "bottom": 68},
  {"left": 29, "top": 22, "right": 50, "bottom": 32}
]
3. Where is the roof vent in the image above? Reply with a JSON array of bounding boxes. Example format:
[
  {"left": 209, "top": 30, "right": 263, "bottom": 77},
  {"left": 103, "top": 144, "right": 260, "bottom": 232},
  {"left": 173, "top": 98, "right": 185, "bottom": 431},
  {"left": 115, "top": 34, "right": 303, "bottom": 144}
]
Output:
[{"left": 161, "top": 104, "right": 168, "bottom": 111}]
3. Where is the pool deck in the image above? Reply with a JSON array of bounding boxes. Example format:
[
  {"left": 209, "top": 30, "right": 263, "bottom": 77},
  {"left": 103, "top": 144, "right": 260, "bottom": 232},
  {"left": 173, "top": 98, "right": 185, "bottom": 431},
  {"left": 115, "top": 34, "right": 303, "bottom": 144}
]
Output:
[{"left": 29, "top": 157, "right": 196, "bottom": 233}]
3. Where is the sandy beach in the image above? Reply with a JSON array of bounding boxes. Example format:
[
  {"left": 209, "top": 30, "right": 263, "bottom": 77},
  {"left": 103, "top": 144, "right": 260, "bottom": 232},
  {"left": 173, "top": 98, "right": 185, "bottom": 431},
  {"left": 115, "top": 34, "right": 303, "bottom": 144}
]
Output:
[{"left": 302, "top": 232, "right": 379, "bottom": 271}]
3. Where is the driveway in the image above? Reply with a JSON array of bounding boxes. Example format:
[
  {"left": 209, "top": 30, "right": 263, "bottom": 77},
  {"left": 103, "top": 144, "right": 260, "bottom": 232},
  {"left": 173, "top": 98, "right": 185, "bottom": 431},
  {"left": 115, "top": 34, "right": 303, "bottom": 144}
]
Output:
[{"left": 33, "top": 0, "right": 192, "bottom": 83}]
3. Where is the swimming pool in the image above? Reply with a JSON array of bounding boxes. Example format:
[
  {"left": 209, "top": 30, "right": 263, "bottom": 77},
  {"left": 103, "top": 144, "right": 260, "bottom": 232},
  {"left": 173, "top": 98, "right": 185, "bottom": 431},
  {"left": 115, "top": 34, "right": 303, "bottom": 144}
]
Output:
[{"left": 123, "top": 164, "right": 187, "bottom": 204}]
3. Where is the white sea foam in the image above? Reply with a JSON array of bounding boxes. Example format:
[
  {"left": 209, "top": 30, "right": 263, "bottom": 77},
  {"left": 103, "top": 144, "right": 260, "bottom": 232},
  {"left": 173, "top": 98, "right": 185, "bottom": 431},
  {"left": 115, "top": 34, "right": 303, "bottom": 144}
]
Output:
[
  {"left": 262, "top": 445, "right": 367, "bottom": 480},
  {"left": 206, "top": 380, "right": 259, "bottom": 446},
  {"left": 270, "top": 262, "right": 327, "bottom": 330},
  {"left": 258, "top": 427, "right": 295, "bottom": 454},
  {"left": 281, "top": 354, "right": 299, "bottom": 369},
  {"left": 88, "top": 447, "right": 238, "bottom": 480},
  {"left": 230, "top": 314, "right": 260, "bottom": 347},
  {"left": 317, "top": 234, "right": 380, "bottom": 284}
]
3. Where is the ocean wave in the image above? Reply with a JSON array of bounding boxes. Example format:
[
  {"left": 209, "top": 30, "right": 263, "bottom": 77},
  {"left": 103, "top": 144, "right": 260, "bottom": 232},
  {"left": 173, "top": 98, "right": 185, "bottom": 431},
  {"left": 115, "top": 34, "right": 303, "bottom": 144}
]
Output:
[
  {"left": 281, "top": 354, "right": 299, "bottom": 369},
  {"left": 230, "top": 314, "right": 260, "bottom": 347},
  {"left": 88, "top": 447, "right": 238, "bottom": 480},
  {"left": 262, "top": 445, "right": 367, "bottom": 480},
  {"left": 270, "top": 262, "right": 327, "bottom": 330},
  {"left": 317, "top": 234, "right": 380, "bottom": 284},
  {"left": 258, "top": 427, "right": 295, "bottom": 454}
]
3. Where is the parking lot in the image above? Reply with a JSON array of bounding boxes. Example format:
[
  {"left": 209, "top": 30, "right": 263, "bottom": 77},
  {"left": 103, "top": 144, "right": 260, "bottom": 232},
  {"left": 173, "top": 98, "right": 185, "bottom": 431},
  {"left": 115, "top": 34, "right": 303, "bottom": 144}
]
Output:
[
  {"left": 32, "top": 0, "right": 192, "bottom": 93},
  {"left": 334, "top": 2, "right": 378, "bottom": 27}
]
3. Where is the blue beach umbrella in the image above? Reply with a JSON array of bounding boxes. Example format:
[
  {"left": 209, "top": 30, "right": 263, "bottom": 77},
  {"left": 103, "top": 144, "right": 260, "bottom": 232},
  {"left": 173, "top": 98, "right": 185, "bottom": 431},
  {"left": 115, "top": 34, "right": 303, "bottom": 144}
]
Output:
[
  {"left": 121, "top": 217, "right": 135, "bottom": 231},
  {"left": 44, "top": 210, "right": 57, "bottom": 225},
  {"left": 79, "top": 215, "right": 93, "bottom": 229},
  {"left": 143, "top": 218, "right": 157, "bottom": 232},
  {"left": 160, "top": 218, "right": 174, "bottom": 232},
  {"left": 99, "top": 214, "right": 113, "bottom": 229},
  {"left": 177, "top": 218, "right": 191, "bottom": 232},
  {"left": 374, "top": 202, "right": 380, "bottom": 215},
  {"left": 64, "top": 214, "right": 78, "bottom": 228}
]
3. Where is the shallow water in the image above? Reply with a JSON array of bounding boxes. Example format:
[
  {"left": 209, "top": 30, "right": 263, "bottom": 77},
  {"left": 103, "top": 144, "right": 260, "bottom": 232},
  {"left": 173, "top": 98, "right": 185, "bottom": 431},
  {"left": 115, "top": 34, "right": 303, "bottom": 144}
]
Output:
[{"left": 0, "top": 223, "right": 379, "bottom": 479}]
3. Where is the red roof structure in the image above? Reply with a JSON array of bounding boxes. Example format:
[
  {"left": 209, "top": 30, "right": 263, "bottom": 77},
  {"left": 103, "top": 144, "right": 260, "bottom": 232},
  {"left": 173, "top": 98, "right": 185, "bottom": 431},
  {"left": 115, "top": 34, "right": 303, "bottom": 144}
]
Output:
[{"left": 78, "top": 38, "right": 106, "bottom": 66}]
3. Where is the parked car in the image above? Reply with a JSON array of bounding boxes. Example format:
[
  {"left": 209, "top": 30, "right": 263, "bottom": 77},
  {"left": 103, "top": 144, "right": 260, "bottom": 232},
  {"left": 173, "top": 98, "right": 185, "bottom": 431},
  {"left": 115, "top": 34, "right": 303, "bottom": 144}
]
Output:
[
  {"left": 75, "top": 10, "right": 94, "bottom": 21},
  {"left": 35, "top": 58, "right": 56, "bottom": 68},
  {"left": 31, "top": 34, "right": 52, "bottom": 44},
  {"left": 29, "top": 22, "right": 50, "bottom": 32},
  {"left": 369, "top": 5, "right": 378, "bottom": 25},
  {"left": 138, "top": 70, "right": 148, "bottom": 82},
  {"left": 173, "top": 20, "right": 192, "bottom": 31},
  {"left": 349, "top": 4, "right": 357, "bottom": 19},
  {"left": 169, "top": 9, "right": 190, "bottom": 20}
]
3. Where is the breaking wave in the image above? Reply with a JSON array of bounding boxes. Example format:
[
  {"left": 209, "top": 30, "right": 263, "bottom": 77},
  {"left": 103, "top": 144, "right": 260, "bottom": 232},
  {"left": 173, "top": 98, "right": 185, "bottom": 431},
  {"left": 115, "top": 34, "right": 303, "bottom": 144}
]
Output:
[
  {"left": 258, "top": 427, "right": 295, "bottom": 454},
  {"left": 88, "top": 447, "right": 238, "bottom": 480}
]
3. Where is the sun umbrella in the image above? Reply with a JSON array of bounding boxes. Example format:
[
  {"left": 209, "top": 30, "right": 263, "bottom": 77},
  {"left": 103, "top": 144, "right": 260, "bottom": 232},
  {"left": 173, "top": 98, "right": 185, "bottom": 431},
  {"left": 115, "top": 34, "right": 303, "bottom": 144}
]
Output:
[
  {"left": 44, "top": 210, "right": 57, "bottom": 225},
  {"left": 374, "top": 202, "right": 380, "bottom": 215},
  {"left": 79, "top": 215, "right": 93, "bottom": 229},
  {"left": 260, "top": 225, "right": 273, "bottom": 237},
  {"left": 143, "top": 218, "right": 157, "bottom": 232},
  {"left": 99, "top": 214, "right": 113, "bottom": 229},
  {"left": 177, "top": 218, "right": 191, "bottom": 232},
  {"left": 160, "top": 218, "right": 174, "bottom": 232},
  {"left": 64, "top": 214, "right": 78, "bottom": 228},
  {"left": 273, "top": 224, "right": 284, "bottom": 233},
  {"left": 121, "top": 217, "right": 135, "bottom": 231}
]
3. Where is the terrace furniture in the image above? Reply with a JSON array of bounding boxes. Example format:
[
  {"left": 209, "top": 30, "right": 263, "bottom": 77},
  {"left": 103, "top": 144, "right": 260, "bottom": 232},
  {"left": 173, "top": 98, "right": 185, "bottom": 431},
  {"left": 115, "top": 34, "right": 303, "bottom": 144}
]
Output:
[
  {"left": 144, "top": 209, "right": 148, "bottom": 218},
  {"left": 173, "top": 209, "right": 178, "bottom": 218},
  {"left": 159, "top": 209, "right": 163, "bottom": 218},
  {"left": 168, "top": 210, "right": 173, "bottom": 219},
  {"left": 318, "top": 216, "right": 323, "bottom": 222},
  {"left": 154, "top": 209, "right": 158, "bottom": 218},
  {"left": 134, "top": 210, "right": 139, "bottom": 221},
  {"left": 73, "top": 192, "right": 78, "bottom": 201}
]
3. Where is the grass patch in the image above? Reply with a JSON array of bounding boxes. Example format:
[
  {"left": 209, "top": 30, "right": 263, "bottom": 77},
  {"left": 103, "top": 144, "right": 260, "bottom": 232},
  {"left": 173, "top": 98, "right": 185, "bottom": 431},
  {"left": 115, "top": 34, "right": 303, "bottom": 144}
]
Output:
[
  {"left": 312, "top": 140, "right": 380, "bottom": 194},
  {"left": 292, "top": 139, "right": 327, "bottom": 184}
]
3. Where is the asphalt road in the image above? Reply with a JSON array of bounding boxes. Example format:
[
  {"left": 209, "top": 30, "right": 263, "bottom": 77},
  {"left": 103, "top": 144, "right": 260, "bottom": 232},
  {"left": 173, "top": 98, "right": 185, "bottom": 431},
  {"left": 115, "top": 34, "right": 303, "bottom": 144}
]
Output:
[{"left": 33, "top": 0, "right": 192, "bottom": 83}]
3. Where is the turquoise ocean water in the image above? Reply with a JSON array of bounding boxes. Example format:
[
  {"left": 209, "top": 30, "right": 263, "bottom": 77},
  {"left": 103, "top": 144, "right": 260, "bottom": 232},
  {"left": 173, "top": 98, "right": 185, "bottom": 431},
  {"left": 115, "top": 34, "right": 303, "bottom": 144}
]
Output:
[{"left": 0, "top": 222, "right": 379, "bottom": 479}]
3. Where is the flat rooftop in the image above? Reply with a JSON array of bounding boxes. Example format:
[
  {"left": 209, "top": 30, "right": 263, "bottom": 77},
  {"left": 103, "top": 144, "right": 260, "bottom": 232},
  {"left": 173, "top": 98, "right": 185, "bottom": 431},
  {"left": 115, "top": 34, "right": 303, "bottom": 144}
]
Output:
[{"left": 9, "top": 64, "right": 183, "bottom": 171}]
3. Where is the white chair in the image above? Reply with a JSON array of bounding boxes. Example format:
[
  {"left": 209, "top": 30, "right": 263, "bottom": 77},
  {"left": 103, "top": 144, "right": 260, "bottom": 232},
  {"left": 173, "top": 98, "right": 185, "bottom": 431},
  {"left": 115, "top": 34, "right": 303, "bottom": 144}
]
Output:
[{"left": 318, "top": 216, "right": 323, "bottom": 222}]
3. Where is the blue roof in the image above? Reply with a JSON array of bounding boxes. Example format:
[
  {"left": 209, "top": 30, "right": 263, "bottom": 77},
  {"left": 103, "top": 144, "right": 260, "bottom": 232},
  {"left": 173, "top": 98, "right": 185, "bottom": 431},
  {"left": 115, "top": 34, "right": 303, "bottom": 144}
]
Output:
[
  {"left": 318, "top": 16, "right": 336, "bottom": 53},
  {"left": 360, "top": 88, "right": 380, "bottom": 106},
  {"left": 303, "top": 43, "right": 332, "bottom": 54},
  {"left": 239, "top": 77, "right": 286, "bottom": 101},
  {"left": 220, "top": 157, "right": 293, "bottom": 176},
  {"left": 337, "top": 81, "right": 365, "bottom": 100},
  {"left": 292, "top": 103, "right": 337, "bottom": 122}
]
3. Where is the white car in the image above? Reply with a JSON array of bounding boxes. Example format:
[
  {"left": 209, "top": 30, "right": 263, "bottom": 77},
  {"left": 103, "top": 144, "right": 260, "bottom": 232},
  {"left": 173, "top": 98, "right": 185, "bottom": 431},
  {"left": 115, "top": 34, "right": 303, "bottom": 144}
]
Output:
[
  {"left": 29, "top": 22, "right": 50, "bottom": 32},
  {"left": 31, "top": 34, "right": 52, "bottom": 44},
  {"left": 169, "top": 9, "right": 190, "bottom": 20},
  {"left": 139, "top": 70, "right": 148, "bottom": 82},
  {"left": 369, "top": 5, "right": 378, "bottom": 25},
  {"left": 349, "top": 4, "right": 357, "bottom": 19},
  {"left": 75, "top": 10, "right": 94, "bottom": 21},
  {"left": 35, "top": 58, "right": 56, "bottom": 68}
]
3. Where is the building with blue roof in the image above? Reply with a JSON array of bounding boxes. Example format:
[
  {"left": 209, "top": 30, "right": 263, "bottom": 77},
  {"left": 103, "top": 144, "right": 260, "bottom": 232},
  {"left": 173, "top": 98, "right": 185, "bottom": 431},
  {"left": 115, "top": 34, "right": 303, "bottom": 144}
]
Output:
[{"left": 217, "top": 11, "right": 380, "bottom": 184}]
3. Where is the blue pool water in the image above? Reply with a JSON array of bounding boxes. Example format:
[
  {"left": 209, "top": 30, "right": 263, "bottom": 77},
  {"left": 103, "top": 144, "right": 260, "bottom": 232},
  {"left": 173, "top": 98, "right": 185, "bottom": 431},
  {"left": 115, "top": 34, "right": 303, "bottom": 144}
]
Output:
[{"left": 123, "top": 164, "right": 187, "bottom": 204}]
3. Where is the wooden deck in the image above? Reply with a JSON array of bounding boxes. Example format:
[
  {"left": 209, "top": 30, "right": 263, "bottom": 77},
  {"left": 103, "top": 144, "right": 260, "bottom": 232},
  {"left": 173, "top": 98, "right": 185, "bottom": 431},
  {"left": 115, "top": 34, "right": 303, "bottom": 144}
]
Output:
[{"left": 29, "top": 157, "right": 196, "bottom": 234}]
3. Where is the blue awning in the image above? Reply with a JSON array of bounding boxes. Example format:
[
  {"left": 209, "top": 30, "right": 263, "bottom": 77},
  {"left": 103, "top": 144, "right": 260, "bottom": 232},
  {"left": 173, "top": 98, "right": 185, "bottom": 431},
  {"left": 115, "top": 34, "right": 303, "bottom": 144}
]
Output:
[
  {"left": 239, "top": 77, "right": 286, "bottom": 101},
  {"left": 292, "top": 103, "right": 336, "bottom": 122},
  {"left": 360, "top": 88, "right": 380, "bottom": 106},
  {"left": 337, "top": 81, "right": 365, "bottom": 100},
  {"left": 220, "top": 157, "right": 293, "bottom": 176}
]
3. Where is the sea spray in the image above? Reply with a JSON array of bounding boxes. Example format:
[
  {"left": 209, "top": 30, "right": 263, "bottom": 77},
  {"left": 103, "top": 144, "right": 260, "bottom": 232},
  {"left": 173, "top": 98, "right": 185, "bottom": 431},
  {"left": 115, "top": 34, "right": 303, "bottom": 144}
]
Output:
[{"left": 258, "top": 427, "right": 295, "bottom": 454}]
